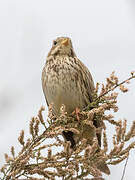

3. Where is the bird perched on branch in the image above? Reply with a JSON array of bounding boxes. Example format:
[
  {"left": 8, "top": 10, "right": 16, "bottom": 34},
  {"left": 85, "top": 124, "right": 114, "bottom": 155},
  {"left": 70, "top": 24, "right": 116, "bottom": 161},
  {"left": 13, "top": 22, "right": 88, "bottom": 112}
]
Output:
[{"left": 42, "top": 37, "right": 110, "bottom": 175}]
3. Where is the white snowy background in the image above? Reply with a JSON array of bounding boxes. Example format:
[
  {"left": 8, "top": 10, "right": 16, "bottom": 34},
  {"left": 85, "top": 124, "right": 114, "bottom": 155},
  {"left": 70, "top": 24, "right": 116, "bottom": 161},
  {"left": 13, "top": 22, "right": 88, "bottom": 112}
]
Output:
[{"left": 0, "top": 0, "right": 135, "bottom": 179}]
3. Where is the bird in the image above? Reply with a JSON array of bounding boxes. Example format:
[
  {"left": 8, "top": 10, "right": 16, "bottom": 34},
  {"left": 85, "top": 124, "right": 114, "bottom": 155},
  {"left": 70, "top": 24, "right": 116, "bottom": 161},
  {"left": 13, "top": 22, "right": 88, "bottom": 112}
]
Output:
[{"left": 42, "top": 37, "right": 110, "bottom": 175}]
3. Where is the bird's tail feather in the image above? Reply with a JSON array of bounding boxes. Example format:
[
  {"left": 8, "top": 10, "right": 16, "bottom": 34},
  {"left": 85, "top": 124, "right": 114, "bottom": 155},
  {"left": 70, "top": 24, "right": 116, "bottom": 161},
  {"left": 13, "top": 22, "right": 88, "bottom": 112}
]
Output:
[{"left": 97, "top": 162, "right": 110, "bottom": 175}]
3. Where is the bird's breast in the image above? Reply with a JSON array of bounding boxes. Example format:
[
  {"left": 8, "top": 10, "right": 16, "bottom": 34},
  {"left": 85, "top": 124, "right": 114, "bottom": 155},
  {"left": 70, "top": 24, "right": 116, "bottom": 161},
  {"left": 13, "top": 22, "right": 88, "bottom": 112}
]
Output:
[{"left": 42, "top": 57, "right": 88, "bottom": 114}]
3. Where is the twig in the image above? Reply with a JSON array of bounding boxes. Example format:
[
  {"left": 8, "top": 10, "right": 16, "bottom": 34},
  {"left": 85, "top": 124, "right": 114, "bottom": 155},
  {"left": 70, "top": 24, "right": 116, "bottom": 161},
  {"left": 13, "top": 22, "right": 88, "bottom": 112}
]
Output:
[
  {"left": 120, "top": 154, "right": 129, "bottom": 180},
  {"left": 96, "top": 75, "right": 135, "bottom": 101},
  {"left": 90, "top": 178, "right": 105, "bottom": 180}
]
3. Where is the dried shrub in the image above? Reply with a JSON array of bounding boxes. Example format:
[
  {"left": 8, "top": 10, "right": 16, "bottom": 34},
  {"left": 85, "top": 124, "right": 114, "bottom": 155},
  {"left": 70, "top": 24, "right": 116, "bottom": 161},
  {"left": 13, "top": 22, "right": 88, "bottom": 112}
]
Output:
[{"left": 0, "top": 71, "right": 135, "bottom": 180}]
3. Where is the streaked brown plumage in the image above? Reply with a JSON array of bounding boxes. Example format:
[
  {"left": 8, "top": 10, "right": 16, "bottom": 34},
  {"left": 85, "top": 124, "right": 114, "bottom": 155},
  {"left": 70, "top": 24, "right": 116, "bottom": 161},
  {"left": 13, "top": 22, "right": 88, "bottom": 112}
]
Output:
[{"left": 42, "top": 37, "right": 110, "bottom": 174}]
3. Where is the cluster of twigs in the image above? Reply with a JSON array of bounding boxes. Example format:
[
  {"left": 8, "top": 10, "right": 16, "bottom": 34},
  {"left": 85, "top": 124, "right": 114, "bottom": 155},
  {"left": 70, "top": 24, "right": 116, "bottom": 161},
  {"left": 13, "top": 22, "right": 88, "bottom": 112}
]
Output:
[{"left": 0, "top": 71, "right": 135, "bottom": 180}]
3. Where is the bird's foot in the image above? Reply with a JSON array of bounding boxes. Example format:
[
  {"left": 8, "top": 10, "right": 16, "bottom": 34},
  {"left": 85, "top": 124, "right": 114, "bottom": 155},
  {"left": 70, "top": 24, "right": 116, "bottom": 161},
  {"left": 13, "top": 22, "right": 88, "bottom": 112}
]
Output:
[{"left": 72, "top": 107, "right": 80, "bottom": 121}]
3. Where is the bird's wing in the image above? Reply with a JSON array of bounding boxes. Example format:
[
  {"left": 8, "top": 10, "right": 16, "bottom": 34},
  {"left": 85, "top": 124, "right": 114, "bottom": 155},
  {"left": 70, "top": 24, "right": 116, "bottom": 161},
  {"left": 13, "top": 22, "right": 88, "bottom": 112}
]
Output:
[
  {"left": 41, "top": 66, "right": 49, "bottom": 107},
  {"left": 75, "top": 57, "right": 102, "bottom": 146},
  {"left": 75, "top": 57, "right": 95, "bottom": 102}
]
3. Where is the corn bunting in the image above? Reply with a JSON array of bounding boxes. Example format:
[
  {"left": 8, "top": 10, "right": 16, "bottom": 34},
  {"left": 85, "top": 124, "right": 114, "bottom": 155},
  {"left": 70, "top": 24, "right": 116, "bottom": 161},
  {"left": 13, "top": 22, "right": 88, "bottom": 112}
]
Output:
[{"left": 42, "top": 37, "right": 110, "bottom": 174}]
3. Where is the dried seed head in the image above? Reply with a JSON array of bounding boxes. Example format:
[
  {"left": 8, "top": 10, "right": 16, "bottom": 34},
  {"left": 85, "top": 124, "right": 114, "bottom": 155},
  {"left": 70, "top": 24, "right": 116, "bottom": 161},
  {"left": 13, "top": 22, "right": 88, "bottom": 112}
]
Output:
[
  {"left": 18, "top": 130, "right": 25, "bottom": 146},
  {"left": 131, "top": 71, "right": 135, "bottom": 76},
  {"left": 119, "top": 85, "right": 128, "bottom": 93},
  {"left": 11, "top": 146, "right": 15, "bottom": 158}
]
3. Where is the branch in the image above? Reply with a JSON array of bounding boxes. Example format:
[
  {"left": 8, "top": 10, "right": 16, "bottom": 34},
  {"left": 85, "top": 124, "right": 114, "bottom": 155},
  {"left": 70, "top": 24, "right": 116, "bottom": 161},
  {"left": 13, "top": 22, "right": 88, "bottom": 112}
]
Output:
[
  {"left": 96, "top": 75, "right": 135, "bottom": 101},
  {"left": 121, "top": 154, "right": 129, "bottom": 180}
]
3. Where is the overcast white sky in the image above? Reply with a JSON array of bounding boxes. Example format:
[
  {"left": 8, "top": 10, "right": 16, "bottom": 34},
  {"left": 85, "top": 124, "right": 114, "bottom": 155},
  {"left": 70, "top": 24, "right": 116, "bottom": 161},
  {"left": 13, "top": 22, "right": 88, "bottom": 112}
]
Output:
[{"left": 0, "top": 0, "right": 135, "bottom": 179}]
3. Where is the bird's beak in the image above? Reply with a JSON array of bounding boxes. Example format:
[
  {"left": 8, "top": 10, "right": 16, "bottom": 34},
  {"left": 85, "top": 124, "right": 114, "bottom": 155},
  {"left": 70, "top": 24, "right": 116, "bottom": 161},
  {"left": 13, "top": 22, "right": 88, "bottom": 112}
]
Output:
[{"left": 61, "top": 39, "right": 69, "bottom": 46}]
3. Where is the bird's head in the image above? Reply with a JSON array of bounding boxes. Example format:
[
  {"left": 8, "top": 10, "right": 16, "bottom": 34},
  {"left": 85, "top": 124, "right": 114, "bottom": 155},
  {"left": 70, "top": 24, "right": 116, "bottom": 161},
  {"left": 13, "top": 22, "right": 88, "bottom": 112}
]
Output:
[{"left": 48, "top": 37, "right": 76, "bottom": 57}]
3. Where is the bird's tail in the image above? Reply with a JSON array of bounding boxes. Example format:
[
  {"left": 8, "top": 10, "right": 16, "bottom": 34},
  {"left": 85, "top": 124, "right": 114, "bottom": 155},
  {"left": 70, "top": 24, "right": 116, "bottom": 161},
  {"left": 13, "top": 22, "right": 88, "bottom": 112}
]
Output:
[{"left": 97, "top": 162, "right": 110, "bottom": 175}]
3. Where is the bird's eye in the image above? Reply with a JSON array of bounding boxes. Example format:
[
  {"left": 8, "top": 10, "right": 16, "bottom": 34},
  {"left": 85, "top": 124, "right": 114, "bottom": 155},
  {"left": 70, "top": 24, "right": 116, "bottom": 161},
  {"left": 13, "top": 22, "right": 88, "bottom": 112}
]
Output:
[{"left": 53, "top": 41, "right": 57, "bottom": 45}]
